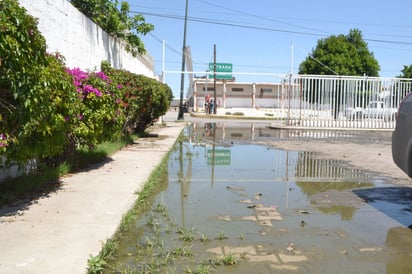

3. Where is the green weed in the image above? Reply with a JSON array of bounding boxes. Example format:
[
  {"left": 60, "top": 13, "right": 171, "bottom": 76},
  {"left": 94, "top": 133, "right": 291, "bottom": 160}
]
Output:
[
  {"left": 177, "top": 227, "right": 197, "bottom": 242},
  {"left": 216, "top": 231, "right": 228, "bottom": 240},
  {"left": 87, "top": 254, "right": 107, "bottom": 274},
  {"left": 215, "top": 253, "right": 238, "bottom": 266}
]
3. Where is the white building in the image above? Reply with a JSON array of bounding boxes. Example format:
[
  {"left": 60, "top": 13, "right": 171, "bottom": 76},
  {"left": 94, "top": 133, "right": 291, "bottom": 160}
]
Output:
[{"left": 188, "top": 76, "right": 292, "bottom": 112}]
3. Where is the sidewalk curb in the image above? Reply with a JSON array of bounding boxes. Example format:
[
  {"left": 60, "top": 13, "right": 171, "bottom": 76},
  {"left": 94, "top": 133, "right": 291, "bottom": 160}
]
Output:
[{"left": 0, "top": 122, "right": 185, "bottom": 274}]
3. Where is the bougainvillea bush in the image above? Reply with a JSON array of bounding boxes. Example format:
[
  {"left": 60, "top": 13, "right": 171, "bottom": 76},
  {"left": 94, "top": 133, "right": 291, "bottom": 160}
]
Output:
[
  {"left": 65, "top": 68, "right": 125, "bottom": 151},
  {"left": 102, "top": 62, "right": 173, "bottom": 133},
  {"left": 0, "top": 0, "right": 78, "bottom": 165},
  {"left": 0, "top": 0, "right": 173, "bottom": 174}
]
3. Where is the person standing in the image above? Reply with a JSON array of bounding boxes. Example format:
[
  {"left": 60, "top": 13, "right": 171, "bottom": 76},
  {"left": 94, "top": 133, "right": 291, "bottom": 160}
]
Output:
[{"left": 205, "top": 94, "right": 210, "bottom": 114}]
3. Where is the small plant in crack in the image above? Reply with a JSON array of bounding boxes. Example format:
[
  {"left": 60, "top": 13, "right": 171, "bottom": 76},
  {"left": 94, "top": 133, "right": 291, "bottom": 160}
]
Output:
[
  {"left": 171, "top": 245, "right": 194, "bottom": 257},
  {"left": 216, "top": 231, "right": 228, "bottom": 240},
  {"left": 215, "top": 253, "right": 238, "bottom": 266},
  {"left": 199, "top": 233, "right": 210, "bottom": 243},
  {"left": 176, "top": 226, "right": 197, "bottom": 242}
]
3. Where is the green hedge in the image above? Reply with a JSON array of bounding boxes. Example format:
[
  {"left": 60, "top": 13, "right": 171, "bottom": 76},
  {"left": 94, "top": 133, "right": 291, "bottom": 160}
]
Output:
[{"left": 0, "top": 0, "right": 172, "bottom": 170}]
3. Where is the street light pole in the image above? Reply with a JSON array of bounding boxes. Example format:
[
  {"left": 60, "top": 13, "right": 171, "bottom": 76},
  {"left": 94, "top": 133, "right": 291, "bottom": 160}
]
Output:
[
  {"left": 213, "top": 44, "right": 217, "bottom": 114},
  {"left": 177, "top": 0, "right": 189, "bottom": 120}
]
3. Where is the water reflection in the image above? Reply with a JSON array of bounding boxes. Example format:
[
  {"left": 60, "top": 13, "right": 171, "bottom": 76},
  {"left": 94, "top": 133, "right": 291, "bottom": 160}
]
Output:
[
  {"left": 354, "top": 187, "right": 412, "bottom": 227},
  {"left": 168, "top": 123, "right": 409, "bottom": 272},
  {"left": 188, "top": 122, "right": 389, "bottom": 145},
  {"left": 110, "top": 122, "right": 412, "bottom": 273},
  {"left": 176, "top": 123, "right": 375, "bottom": 227},
  {"left": 187, "top": 122, "right": 369, "bottom": 183}
]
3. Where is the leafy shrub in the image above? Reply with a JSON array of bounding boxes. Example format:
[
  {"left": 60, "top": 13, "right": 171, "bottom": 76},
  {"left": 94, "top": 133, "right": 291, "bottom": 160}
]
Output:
[
  {"left": 0, "top": 0, "right": 77, "bottom": 164},
  {"left": 65, "top": 68, "right": 125, "bottom": 151},
  {"left": 102, "top": 63, "right": 172, "bottom": 133},
  {"left": 0, "top": 0, "right": 168, "bottom": 172}
]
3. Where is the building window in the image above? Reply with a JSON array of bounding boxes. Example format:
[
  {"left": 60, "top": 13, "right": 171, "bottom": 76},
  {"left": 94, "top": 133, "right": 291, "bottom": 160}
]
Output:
[
  {"left": 260, "top": 88, "right": 272, "bottom": 93},
  {"left": 203, "top": 87, "right": 215, "bottom": 91},
  {"left": 232, "top": 87, "right": 244, "bottom": 92}
]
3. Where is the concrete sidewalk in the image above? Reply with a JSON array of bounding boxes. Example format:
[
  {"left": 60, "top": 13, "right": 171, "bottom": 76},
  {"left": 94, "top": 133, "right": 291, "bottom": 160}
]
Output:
[{"left": 0, "top": 117, "right": 185, "bottom": 274}]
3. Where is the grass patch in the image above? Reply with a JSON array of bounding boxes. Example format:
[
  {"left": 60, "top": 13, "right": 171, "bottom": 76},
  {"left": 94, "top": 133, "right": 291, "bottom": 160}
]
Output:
[{"left": 87, "top": 136, "right": 179, "bottom": 273}]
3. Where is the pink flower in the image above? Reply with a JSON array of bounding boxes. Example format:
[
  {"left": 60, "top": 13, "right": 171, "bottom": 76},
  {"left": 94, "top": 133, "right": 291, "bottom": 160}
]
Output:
[
  {"left": 95, "top": 71, "right": 109, "bottom": 81},
  {"left": 0, "top": 134, "right": 8, "bottom": 147},
  {"left": 66, "top": 68, "right": 88, "bottom": 81}
]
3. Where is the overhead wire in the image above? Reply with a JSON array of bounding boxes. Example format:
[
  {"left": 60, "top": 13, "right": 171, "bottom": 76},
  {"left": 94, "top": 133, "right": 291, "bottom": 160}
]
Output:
[
  {"left": 148, "top": 32, "right": 210, "bottom": 69},
  {"left": 130, "top": 5, "right": 412, "bottom": 46},
  {"left": 130, "top": 2, "right": 412, "bottom": 74}
]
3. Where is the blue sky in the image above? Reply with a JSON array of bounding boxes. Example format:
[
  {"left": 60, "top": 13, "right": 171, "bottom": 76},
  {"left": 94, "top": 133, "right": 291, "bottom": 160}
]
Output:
[{"left": 128, "top": 0, "right": 412, "bottom": 98}]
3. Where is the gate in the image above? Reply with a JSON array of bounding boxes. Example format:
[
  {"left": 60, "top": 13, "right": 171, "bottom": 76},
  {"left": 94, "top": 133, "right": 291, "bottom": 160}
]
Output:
[{"left": 283, "top": 75, "right": 412, "bottom": 129}]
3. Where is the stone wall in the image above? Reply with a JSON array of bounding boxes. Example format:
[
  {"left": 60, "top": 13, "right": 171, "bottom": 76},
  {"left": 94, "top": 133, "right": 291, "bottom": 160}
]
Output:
[{"left": 18, "top": 0, "right": 154, "bottom": 77}]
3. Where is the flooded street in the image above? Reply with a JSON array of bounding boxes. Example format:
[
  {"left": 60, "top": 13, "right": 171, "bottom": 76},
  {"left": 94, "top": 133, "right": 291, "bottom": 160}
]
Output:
[{"left": 110, "top": 121, "right": 412, "bottom": 273}]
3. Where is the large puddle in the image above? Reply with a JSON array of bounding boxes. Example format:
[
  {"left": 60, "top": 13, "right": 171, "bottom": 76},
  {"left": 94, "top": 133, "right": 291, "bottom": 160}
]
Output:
[{"left": 108, "top": 122, "right": 412, "bottom": 273}]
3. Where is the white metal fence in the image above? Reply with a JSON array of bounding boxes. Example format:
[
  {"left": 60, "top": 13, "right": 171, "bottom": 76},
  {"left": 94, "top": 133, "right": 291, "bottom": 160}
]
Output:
[{"left": 281, "top": 75, "right": 412, "bottom": 129}]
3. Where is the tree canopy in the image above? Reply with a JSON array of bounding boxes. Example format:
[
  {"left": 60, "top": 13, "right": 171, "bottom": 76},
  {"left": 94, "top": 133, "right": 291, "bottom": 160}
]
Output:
[
  {"left": 398, "top": 65, "right": 412, "bottom": 78},
  {"left": 70, "top": 0, "right": 154, "bottom": 56},
  {"left": 299, "top": 29, "right": 380, "bottom": 77}
]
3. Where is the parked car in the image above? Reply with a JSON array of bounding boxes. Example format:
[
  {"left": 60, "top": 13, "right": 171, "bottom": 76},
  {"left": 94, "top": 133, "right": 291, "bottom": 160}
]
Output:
[
  {"left": 362, "top": 101, "right": 397, "bottom": 121},
  {"left": 344, "top": 101, "right": 397, "bottom": 121},
  {"left": 392, "top": 92, "right": 412, "bottom": 177},
  {"left": 343, "top": 106, "right": 363, "bottom": 120}
]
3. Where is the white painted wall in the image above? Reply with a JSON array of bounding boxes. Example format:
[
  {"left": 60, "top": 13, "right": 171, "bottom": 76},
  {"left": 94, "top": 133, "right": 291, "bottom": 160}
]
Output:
[{"left": 18, "top": 0, "right": 154, "bottom": 77}]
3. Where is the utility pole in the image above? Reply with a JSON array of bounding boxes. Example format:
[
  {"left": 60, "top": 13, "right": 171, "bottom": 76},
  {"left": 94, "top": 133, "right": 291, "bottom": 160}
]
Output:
[
  {"left": 178, "top": 0, "right": 189, "bottom": 120},
  {"left": 213, "top": 44, "right": 217, "bottom": 114}
]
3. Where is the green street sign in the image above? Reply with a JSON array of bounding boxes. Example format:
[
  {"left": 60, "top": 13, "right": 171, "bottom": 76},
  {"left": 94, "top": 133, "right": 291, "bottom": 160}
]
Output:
[
  {"left": 208, "top": 63, "right": 233, "bottom": 80},
  {"left": 207, "top": 149, "right": 231, "bottom": 165}
]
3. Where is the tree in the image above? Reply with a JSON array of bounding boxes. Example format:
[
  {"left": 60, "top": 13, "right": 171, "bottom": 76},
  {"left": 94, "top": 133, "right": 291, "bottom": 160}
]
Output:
[
  {"left": 299, "top": 29, "right": 380, "bottom": 119},
  {"left": 299, "top": 29, "right": 380, "bottom": 76},
  {"left": 398, "top": 65, "right": 412, "bottom": 78},
  {"left": 70, "top": 0, "right": 154, "bottom": 56}
]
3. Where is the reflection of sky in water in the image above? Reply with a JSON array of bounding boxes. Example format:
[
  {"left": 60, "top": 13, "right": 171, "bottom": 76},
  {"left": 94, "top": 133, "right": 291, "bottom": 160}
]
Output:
[
  {"left": 373, "top": 201, "right": 411, "bottom": 227},
  {"left": 190, "top": 144, "right": 299, "bottom": 183},
  {"left": 354, "top": 187, "right": 412, "bottom": 228}
]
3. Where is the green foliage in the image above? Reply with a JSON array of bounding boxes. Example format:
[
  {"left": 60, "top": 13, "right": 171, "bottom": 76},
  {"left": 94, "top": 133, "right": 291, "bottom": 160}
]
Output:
[
  {"left": 0, "top": 0, "right": 168, "bottom": 176},
  {"left": 87, "top": 254, "right": 107, "bottom": 274},
  {"left": 65, "top": 68, "right": 126, "bottom": 151},
  {"left": 299, "top": 29, "right": 380, "bottom": 77},
  {"left": 0, "top": 0, "right": 48, "bottom": 99},
  {"left": 70, "top": 0, "right": 154, "bottom": 56},
  {"left": 0, "top": 0, "right": 78, "bottom": 164},
  {"left": 102, "top": 63, "right": 172, "bottom": 133},
  {"left": 398, "top": 65, "right": 412, "bottom": 78}
]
